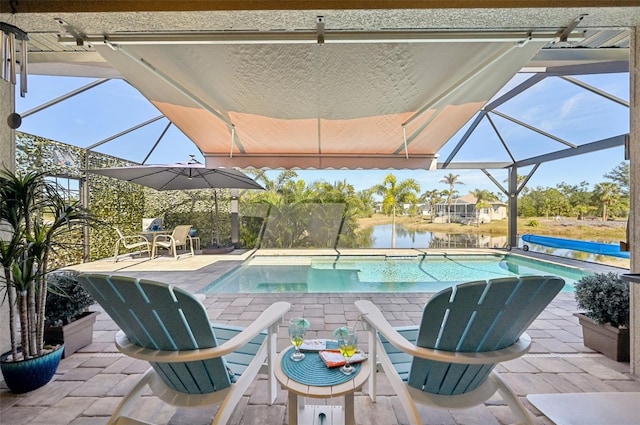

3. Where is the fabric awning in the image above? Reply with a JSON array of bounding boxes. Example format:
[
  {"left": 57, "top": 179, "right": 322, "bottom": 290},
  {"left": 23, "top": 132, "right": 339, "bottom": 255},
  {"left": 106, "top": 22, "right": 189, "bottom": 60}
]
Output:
[{"left": 94, "top": 37, "right": 547, "bottom": 170}]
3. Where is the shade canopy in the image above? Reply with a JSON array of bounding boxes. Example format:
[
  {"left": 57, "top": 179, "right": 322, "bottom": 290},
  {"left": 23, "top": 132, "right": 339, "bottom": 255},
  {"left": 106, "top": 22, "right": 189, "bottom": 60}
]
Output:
[
  {"left": 92, "top": 36, "right": 547, "bottom": 170},
  {"left": 88, "top": 163, "right": 264, "bottom": 191}
]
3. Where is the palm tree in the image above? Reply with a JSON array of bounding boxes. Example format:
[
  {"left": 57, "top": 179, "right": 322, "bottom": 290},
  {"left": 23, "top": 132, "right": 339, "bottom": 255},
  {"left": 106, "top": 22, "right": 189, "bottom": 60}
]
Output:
[
  {"left": 470, "top": 189, "right": 499, "bottom": 226},
  {"left": 592, "top": 182, "right": 622, "bottom": 221},
  {"left": 252, "top": 170, "right": 298, "bottom": 193},
  {"left": 311, "top": 179, "right": 371, "bottom": 248},
  {"left": 440, "top": 173, "right": 464, "bottom": 223},
  {"left": 373, "top": 174, "right": 420, "bottom": 247},
  {"left": 420, "top": 189, "right": 444, "bottom": 223}
]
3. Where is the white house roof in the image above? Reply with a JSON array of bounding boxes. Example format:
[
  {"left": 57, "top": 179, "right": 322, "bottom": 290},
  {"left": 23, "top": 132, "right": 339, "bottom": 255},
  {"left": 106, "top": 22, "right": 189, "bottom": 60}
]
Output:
[{"left": 440, "top": 194, "right": 507, "bottom": 206}]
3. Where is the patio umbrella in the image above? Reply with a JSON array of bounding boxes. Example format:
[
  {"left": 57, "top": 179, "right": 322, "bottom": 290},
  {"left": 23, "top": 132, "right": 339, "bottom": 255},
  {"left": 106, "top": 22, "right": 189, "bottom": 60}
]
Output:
[
  {"left": 87, "top": 162, "right": 264, "bottom": 191},
  {"left": 87, "top": 161, "right": 264, "bottom": 247}
]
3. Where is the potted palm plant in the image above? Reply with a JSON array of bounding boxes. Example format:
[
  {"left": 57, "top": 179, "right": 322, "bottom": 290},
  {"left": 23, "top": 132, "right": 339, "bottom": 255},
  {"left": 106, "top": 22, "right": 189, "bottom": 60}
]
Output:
[
  {"left": 0, "top": 169, "right": 92, "bottom": 393},
  {"left": 45, "top": 270, "right": 98, "bottom": 358},
  {"left": 574, "top": 272, "right": 629, "bottom": 361}
]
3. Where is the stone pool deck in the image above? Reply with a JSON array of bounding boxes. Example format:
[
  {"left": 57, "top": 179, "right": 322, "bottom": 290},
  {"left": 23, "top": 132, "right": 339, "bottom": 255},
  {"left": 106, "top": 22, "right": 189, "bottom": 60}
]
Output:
[{"left": 1, "top": 249, "right": 636, "bottom": 425}]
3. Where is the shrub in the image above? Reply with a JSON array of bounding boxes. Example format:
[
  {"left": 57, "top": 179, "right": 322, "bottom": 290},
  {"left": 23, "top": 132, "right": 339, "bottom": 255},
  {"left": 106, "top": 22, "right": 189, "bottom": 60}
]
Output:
[
  {"left": 574, "top": 272, "right": 629, "bottom": 328},
  {"left": 527, "top": 219, "right": 539, "bottom": 227},
  {"left": 46, "top": 271, "right": 95, "bottom": 326}
]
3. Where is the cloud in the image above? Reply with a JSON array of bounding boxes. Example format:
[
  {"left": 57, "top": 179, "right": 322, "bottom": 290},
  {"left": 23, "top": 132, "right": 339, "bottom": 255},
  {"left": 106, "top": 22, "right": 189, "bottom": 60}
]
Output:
[{"left": 559, "top": 91, "right": 589, "bottom": 121}]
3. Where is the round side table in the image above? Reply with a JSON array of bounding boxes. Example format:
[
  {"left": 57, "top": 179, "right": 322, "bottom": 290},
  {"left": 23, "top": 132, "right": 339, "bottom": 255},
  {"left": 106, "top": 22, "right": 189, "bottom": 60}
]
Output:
[{"left": 275, "top": 347, "right": 371, "bottom": 425}]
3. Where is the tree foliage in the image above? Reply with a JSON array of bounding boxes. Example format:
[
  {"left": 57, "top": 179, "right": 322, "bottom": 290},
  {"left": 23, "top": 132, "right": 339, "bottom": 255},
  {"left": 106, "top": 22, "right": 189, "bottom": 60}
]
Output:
[
  {"left": 439, "top": 173, "right": 464, "bottom": 222},
  {"left": 373, "top": 174, "right": 421, "bottom": 217},
  {"left": 0, "top": 169, "right": 92, "bottom": 360},
  {"left": 240, "top": 172, "right": 374, "bottom": 248},
  {"left": 469, "top": 189, "right": 498, "bottom": 226},
  {"left": 420, "top": 189, "right": 443, "bottom": 223},
  {"left": 603, "top": 161, "right": 629, "bottom": 195},
  {"left": 517, "top": 162, "right": 629, "bottom": 221}
]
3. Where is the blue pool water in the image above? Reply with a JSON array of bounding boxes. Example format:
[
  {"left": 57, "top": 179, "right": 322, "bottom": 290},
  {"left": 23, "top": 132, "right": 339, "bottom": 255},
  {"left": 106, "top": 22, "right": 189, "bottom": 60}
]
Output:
[{"left": 202, "top": 253, "right": 588, "bottom": 294}]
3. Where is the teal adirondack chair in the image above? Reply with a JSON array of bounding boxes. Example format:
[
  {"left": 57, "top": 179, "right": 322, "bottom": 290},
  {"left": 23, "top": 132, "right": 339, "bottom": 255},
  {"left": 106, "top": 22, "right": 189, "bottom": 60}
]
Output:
[
  {"left": 76, "top": 273, "right": 290, "bottom": 425},
  {"left": 355, "top": 275, "right": 564, "bottom": 425}
]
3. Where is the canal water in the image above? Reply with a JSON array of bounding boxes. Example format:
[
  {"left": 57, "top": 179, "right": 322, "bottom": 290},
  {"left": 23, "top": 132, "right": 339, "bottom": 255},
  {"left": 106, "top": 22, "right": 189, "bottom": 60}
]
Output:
[{"left": 367, "top": 223, "right": 629, "bottom": 268}]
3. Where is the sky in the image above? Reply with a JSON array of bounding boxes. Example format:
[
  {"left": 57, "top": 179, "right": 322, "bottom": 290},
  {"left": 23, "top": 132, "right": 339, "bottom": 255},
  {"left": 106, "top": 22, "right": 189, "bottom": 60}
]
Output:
[{"left": 14, "top": 71, "right": 629, "bottom": 198}]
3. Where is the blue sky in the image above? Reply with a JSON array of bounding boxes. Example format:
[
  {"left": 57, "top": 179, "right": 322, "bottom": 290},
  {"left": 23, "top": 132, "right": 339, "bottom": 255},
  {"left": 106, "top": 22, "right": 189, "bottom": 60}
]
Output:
[{"left": 15, "top": 72, "right": 629, "bottom": 198}]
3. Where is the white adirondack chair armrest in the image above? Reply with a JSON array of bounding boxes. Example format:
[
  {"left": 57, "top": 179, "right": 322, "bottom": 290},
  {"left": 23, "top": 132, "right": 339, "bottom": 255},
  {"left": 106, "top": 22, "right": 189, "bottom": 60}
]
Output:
[
  {"left": 355, "top": 300, "right": 530, "bottom": 365},
  {"left": 115, "top": 301, "right": 291, "bottom": 362}
]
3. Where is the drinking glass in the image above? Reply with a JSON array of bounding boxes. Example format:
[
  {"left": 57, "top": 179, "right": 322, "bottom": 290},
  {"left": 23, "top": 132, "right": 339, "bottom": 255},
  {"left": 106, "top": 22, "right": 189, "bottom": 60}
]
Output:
[
  {"left": 288, "top": 318, "right": 309, "bottom": 361},
  {"left": 336, "top": 327, "right": 358, "bottom": 375}
]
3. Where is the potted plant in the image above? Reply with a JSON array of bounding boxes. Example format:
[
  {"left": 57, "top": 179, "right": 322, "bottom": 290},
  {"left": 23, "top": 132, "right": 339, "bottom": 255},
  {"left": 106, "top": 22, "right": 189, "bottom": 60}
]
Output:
[
  {"left": 0, "top": 169, "right": 92, "bottom": 393},
  {"left": 45, "top": 270, "right": 98, "bottom": 358},
  {"left": 574, "top": 272, "right": 629, "bottom": 361}
]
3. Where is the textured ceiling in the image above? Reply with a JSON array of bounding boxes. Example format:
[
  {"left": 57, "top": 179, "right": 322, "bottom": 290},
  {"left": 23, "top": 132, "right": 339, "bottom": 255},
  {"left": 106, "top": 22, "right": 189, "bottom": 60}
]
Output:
[{"left": 2, "top": 7, "right": 640, "bottom": 33}]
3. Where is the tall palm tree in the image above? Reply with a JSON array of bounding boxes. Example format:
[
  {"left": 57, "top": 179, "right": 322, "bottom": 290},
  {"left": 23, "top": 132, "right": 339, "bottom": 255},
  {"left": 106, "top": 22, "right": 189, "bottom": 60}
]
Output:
[
  {"left": 420, "top": 189, "right": 444, "bottom": 223},
  {"left": 470, "top": 189, "right": 499, "bottom": 226},
  {"left": 373, "top": 174, "right": 420, "bottom": 248},
  {"left": 440, "top": 173, "right": 464, "bottom": 223}
]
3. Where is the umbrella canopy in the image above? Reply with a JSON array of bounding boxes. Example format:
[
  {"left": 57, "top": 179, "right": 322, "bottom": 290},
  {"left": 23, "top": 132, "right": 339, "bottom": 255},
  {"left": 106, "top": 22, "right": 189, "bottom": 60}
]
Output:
[{"left": 88, "top": 162, "right": 264, "bottom": 191}]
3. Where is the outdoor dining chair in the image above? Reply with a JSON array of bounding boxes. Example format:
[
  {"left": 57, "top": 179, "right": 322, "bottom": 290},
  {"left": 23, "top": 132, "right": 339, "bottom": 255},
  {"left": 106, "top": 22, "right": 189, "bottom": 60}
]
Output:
[
  {"left": 112, "top": 227, "right": 151, "bottom": 262},
  {"left": 152, "top": 224, "right": 195, "bottom": 259},
  {"left": 355, "top": 275, "right": 565, "bottom": 425}
]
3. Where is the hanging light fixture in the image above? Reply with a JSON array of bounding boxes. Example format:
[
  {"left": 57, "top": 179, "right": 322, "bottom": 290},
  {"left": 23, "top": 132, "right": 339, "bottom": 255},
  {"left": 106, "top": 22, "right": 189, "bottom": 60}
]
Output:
[{"left": 1, "top": 22, "right": 28, "bottom": 97}]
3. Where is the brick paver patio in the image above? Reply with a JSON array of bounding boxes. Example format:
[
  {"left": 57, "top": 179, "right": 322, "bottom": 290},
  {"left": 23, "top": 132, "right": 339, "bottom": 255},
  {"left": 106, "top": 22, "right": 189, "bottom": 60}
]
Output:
[{"left": 1, "top": 250, "right": 637, "bottom": 424}]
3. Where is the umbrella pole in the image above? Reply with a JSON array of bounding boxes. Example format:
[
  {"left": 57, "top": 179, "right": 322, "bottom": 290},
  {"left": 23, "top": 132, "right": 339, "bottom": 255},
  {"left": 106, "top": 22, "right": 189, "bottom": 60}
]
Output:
[{"left": 212, "top": 189, "right": 220, "bottom": 246}]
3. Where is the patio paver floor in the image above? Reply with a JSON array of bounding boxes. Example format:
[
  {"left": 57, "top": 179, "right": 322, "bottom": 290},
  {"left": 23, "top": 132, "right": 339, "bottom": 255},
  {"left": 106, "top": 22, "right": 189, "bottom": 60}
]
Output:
[{"left": 1, "top": 250, "right": 636, "bottom": 425}]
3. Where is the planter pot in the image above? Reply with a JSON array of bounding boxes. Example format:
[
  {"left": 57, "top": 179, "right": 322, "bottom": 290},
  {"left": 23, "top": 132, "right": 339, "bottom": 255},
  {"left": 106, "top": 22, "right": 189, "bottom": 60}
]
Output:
[
  {"left": 1, "top": 344, "right": 64, "bottom": 393},
  {"left": 575, "top": 313, "right": 629, "bottom": 362},
  {"left": 45, "top": 311, "right": 99, "bottom": 358}
]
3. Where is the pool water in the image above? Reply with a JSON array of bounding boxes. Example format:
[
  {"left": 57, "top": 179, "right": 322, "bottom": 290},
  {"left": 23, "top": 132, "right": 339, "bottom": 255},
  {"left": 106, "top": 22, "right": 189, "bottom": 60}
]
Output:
[{"left": 203, "top": 254, "right": 588, "bottom": 294}]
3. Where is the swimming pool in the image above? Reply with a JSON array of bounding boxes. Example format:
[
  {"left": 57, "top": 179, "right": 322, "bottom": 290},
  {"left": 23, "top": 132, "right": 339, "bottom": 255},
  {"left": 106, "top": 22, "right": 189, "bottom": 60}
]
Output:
[{"left": 202, "top": 253, "right": 588, "bottom": 294}]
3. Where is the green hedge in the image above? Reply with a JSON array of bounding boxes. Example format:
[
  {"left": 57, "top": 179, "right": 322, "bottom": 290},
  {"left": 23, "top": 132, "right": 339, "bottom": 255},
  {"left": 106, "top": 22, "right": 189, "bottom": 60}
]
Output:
[{"left": 16, "top": 133, "right": 238, "bottom": 263}]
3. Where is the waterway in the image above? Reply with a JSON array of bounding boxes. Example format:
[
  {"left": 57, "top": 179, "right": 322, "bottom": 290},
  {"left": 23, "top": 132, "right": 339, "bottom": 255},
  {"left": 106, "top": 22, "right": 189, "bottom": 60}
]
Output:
[
  {"left": 367, "top": 223, "right": 629, "bottom": 268},
  {"left": 368, "top": 223, "right": 508, "bottom": 249}
]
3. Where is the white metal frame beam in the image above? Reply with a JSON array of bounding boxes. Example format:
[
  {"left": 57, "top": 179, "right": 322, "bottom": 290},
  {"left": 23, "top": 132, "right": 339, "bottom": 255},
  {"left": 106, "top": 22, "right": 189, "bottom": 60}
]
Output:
[
  {"left": 59, "top": 30, "right": 582, "bottom": 47},
  {"left": 512, "top": 134, "right": 627, "bottom": 168}
]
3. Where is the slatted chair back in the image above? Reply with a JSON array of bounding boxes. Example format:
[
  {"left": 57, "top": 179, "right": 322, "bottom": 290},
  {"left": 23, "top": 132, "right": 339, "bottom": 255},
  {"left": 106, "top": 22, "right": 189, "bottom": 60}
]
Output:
[
  {"left": 408, "top": 275, "right": 564, "bottom": 395},
  {"left": 77, "top": 274, "right": 232, "bottom": 394}
]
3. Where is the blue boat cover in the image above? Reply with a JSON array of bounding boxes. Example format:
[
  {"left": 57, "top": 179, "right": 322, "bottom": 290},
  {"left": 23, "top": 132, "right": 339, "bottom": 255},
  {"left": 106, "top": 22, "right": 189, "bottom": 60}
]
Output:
[{"left": 521, "top": 234, "right": 629, "bottom": 259}]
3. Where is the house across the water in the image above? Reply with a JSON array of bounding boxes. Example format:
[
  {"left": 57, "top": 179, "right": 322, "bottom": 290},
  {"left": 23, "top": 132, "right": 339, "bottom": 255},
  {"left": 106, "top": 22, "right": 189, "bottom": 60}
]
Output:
[{"left": 434, "top": 194, "right": 507, "bottom": 224}]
